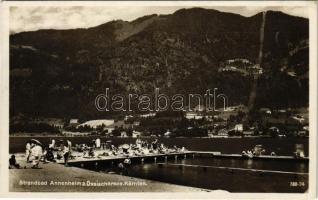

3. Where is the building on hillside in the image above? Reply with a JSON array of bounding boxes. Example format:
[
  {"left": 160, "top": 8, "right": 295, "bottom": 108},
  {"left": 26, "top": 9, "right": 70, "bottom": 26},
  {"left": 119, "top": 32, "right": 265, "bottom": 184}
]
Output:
[
  {"left": 62, "top": 131, "right": 91, "bottom": 136},
  {"left": 248, "top": 64, "right": 263, "bottom": 75},
  {"left": 124, "top": 115, "right": 133, "bottom": 121},
  {"left": 120, "top": 131, "right": 128, "bottom": 137},
  {"left": 33, "top": 118, "right": 64, "bottom": 129},
  {"left": 268, "top": 127, "right": 280, "bottom": 135},
  {"left": 132, "top": 131, "right": 142, "bottom": 138},
  {"left": 243, "top": 130, "right": 254, "bottom": 137},
  {"left": 234, "top": 124, "right": 243, "bottom": 132},
  {"left": 139, "top": 113, "right": 156, "bottom": 118},
  {"left": 217, "top": 128, "right": 229, "bottom": 137},
  {"left": 69, "top": 119, "right": 79, "bottom": 124},
  {"left": 163, "top": 129, "right": 173, "bottom": 138},
  {"left": 66, "top": 119, "right": 80, "bottom": 128},
  {"left": 103, "top": 125, "right": 115, "bottom": 134},
  {"left": 78, "top": 119, "right": 114, "bottom": 129},
  {"left": 185, "top": 112, "right": 204, "bottom": 120},
  {"left": 133, "top": 121, "right": 140, "bottom": 127},
  {"left": 193, "top": 105, "right": 205, "bottom": 112},
  {"left": 291, "top": 115, "right": 305, "bottom": 123},
  {"left": 259, "top": 108, "right": 272, "bottom": 114}
]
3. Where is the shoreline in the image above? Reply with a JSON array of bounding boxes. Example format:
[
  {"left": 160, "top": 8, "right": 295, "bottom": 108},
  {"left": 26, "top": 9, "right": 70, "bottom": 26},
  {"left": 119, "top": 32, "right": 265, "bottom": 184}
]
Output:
[{"left": 9, "top": 134, "right": 308, "bottom": 138}]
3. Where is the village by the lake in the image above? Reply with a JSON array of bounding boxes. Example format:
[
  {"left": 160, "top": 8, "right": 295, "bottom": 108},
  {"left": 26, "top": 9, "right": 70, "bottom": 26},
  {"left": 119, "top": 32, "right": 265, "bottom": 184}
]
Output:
[{"left": 8, "top": 6, "right": 311, "bottom": 193}]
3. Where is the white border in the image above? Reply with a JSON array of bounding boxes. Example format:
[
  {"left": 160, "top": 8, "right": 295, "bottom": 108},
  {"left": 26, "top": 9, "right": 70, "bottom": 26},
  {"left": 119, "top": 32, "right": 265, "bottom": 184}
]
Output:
[{"left": 0, "top": 1, "right": 317, "bottom": 199}]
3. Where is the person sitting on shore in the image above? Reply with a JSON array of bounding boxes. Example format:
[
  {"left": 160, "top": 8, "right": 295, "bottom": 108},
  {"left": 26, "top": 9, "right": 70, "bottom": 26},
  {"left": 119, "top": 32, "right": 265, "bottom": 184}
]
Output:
[
  {"left": 49, "top": 139, "right": 56, "bottom": 149},
  {"left": 246, "top": 150, "right": 254, "bottom": 158},
  {"left": 141, "top": 141, "right": 148, "bottom": 149},
  {"left": 158, "top": 143, "right": 167, "bottom": 154},
  {"left": 76, "top": 144, "right": 87, "bottom": 152},
  {"left": 46, "top": 146, "right": 55, "bottom": 162},
  {"left": 122, "top": 145, "right": 130, "bottom": 155},
  {"left": 136, "top": 138, "right": 142, "bottom": 149},
  {"left": 151, "top": 139, "right": 158, "bottom": 153},
  {"left": 30, "top": 142, "right": 43, "bottom": 169},
  {"left": 173, "top": 145, "right": 179, "bottom": 152},
  {"left": 56, "top": 142, "right": 64, "bottom": 160},
  {"left": 9, "top": 155, "right": 20, "bottom": 169},
  {"left": 141, "top": 146, "right": 150, "bottom": 155},
  {"left": 111, "top": 145, "right": 118, "bottom": 155},
  {"left": 123, "top": 158, "right": 131, "bottom": 168},
  {"left": 41, "top": 148, "right": 48, "bottom": 163}
]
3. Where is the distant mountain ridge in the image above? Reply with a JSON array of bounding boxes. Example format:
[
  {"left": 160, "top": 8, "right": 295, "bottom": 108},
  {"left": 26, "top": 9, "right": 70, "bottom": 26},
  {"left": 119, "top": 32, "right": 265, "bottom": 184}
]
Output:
[{"left": 10, "top": 8, "right": 309, "bottom": 118}]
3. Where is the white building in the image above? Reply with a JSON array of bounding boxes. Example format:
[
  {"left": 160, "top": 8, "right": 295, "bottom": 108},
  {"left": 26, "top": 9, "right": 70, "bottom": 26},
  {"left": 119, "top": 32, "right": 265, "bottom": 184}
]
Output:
[
  {"left": 69, "top": 119, "right": 79, "bottom": 124},
  {"left": 78, "top": 119, "right": 114, "bottom": 129},
  {"left": 185, "top": 112, "right": 204, "bottom": 119},
  {"left": 120, "top": 131, "right": 128, "bottom": 137},
  {"left": 234, "top": 124, "right": 243, "bottom": 132},
  {"left": 132, "top": 131, "right": 141, "bottom": 138},
  {"left": 62, "top": 131, "right": 91, "bottom": 136}
]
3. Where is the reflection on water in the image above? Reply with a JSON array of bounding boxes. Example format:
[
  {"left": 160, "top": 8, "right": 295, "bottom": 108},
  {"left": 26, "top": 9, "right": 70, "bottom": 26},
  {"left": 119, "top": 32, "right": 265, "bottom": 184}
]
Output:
[
  {"left": 297, "top": 163, "right": 306, "bottom": 172},
  {"left": 247, "top": 159, "right": 253, "bottom": 169},
  {"left": 176, "top": 157, "right": 309, "bottom": 173},
  {"left": 105, "top": 157, "right": 308, "bottom": 192}
]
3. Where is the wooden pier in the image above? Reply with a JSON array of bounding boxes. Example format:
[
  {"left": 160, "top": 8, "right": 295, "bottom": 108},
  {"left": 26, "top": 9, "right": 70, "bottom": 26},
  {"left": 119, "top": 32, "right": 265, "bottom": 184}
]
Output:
[
  {"left": 194, "top": 151, "right": 309, "bottom": 162},
  {"left": 11, "top": 150, "right": 309, "bottom": 193},
  {"left": 60, "top": 151, "right": 308, "bottom": 170},
  {"left": 61, "top": 151, "right": 194, "bottom": 169}
]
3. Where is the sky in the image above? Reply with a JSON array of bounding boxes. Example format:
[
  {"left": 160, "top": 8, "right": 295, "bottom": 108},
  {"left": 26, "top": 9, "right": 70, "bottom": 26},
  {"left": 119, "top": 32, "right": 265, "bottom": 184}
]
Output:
[{"left": 10, "top": 6, "right": 308, "bottom": 34}]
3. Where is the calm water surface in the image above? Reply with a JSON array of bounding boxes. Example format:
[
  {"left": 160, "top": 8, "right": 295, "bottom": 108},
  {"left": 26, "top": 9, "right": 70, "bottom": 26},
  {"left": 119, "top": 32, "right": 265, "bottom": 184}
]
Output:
[{"left": 114, "top": 157, "right": 308, "bottom": 192}]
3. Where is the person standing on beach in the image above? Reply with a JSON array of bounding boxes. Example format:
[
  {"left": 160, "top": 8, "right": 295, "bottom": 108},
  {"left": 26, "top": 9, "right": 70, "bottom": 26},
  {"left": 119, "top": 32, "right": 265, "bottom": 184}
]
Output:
[
  {"left": 95, "top": 138, "right": 101, "bottom": 149},
  {"left": 152, "top": 139, "right": 158, "bottom": 151},
  {"left": 25, "top": 141, "right": 31, "bottom": 162},
  {"left": 63, "top": 141, "right": 70, "bottom": 167},
  {"left": 136, "top": 138, "right": 142, "bottom": 149},
  {"left": 67, "top": 140, "right": 72, "bottom": 158}
]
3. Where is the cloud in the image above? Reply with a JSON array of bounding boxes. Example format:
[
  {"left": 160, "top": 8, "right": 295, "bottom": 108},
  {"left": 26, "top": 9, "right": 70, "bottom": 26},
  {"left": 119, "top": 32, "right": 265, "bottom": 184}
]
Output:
[{"left": 9, "top": 6, "right": 308, "bottom": 34}]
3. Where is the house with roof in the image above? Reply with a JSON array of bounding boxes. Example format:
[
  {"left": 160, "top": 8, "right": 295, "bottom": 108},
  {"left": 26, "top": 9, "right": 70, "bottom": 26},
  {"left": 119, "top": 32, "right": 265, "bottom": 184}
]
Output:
[
  {"left": 260, "top": 108, "right": 272, "bottom": 114},
  {"left": 62, "top": 131, "right": 91, "bottom": 136},
  {"left": 217, "top": 128, "right": 229, "bottom": 137},
  {"left": 132, "top": 131, "right": 142, "bottom": 138},
  {"left": 234, "top": 124, "right": 243, "bottom": 132},
  {"left": 185, "top": 112, "right": 204, "bottom": 120},
  {"left": 69, "top": 118, "right": 79, "bottom": 125},
  {"left": 101, "top": 120, "right": 133, "bottom": 135}
]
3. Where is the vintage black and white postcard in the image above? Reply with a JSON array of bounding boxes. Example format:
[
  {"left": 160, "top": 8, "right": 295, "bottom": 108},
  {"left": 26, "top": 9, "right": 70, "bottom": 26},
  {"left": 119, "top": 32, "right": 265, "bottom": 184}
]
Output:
[{"left": 0, "top": 1, "right": 317, "bottom": 199}]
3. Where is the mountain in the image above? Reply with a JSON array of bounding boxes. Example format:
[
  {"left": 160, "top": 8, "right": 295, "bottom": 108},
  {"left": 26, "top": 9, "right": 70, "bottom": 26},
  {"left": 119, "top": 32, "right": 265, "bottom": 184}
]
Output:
[{"left": 9, "top": 8, "right": 309, "bottom": 118}]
